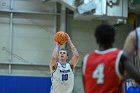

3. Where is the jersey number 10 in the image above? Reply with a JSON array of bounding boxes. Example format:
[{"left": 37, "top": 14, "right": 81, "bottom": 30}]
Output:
[{"left": 62, "top": 74, "right": 68, "bottom": 81}]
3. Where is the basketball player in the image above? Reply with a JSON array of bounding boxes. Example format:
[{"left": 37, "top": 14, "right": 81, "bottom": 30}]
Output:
[
  {"left": 50, "top": 33, "right": 79, "bottom": 93},
  {"left": 123, "top": 27, "right": 140, "bottom": 93},
  {"left": 82, "top": 24, "right": 140, "bottom": 93}
]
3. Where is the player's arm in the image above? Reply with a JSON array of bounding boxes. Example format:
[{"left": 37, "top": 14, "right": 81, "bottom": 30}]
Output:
[
  {"left": 66, "top": 33, "right": 79, "bottom": 70},
  {"left": 123, "top": 31, "right": 136, "bottom": 57},
  {"left": 119, "top": 52, "right": 140, "bottom": 84},
  {"left": 49, "top": 42, "right": 59, "bottom": 73},
  {"left": 82, "top": 54, "right": 89, "bottom": 92}
]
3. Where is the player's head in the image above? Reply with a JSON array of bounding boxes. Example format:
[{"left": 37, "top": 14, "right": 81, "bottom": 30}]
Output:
[
  {"left": 95, "top": 24, "right": 115, "bottom": 48},
  {"left": 58, "top": 48, "right": 68, "bottom": 62}
]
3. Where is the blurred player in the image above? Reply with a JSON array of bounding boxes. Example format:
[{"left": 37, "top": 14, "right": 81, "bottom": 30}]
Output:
[
  {"left": 50, "top": 33, "right": 79, "bottom": 93},
  {"left": 123, "top": 26, "right": 140, "bottom": 93},
  {"left": 82, "top": 24, "right": 140, "bottom": 93}
]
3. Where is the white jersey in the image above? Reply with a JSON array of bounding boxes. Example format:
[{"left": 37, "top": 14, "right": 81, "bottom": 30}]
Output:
[
  {"left": 50, "top": 62, "right": 74, "bottom": 93},
  {"left": 136, "top": 27, "right": 140, "bottom": 57}
]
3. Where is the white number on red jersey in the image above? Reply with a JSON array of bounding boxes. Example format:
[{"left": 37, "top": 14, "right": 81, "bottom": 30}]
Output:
[{"left": 93, "top": 63, "right": 104, "bottom": 84}]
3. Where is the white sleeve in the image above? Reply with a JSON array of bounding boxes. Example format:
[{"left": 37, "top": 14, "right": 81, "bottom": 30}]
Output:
[
  {"left": 115, "top": 50, "right": 124, "bottom": 79},
  {"left": 82, "top": 54, "right": 89, "bottom": 75}
]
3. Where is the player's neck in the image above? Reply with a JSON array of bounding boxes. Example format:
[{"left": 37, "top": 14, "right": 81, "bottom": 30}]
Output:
[
  {"left": 99, "top": 45, "right": 112, "bottom": 51},
  {"left": 59, "top": 59, "right": 66, "bottom": 64}
]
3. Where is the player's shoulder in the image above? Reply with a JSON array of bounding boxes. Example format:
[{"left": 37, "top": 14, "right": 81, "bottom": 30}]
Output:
[
  {"left": 128, "top": 31, "right": 136, "bottom": 39},
  {"left": 94, "top": 48, "right": 120, "bottom": 54},
  {"left": 83, "top": 51, "right": 94, "bottom": 59}
]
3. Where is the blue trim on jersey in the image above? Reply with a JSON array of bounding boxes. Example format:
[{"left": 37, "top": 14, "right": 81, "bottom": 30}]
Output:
[
  {"left": 62, "top": 64, "right": 66, "bottom": 68},
  {"left": 68, "top": 62, "right": 74, "bottom": 71},
  {"left": 135, "top": 29, "right": 138, "bottom": 52},
  {"left": 52, "top": 62, "right": 58, "bottom": 75},
  {"left": 59, "top": 62, "right": 67, "bottom": 68}
]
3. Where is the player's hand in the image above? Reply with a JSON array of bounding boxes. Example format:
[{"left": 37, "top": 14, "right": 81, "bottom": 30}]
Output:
[
  {"left": 54, "top": 41, "right": 60, "bottom": 46},
  {"left": 65, "top": 33, "right": 71, "bottom": 43}
]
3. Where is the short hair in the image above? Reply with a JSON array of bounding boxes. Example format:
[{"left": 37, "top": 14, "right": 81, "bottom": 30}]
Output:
[
  {"left": 95, "top": 24, "right": 115, "bottom": 47},
  {"left": 60, "top": 48, "right": 66, "bottom": 51}
]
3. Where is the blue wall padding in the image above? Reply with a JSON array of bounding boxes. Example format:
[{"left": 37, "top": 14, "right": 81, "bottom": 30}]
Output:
[{"left": 0, "top": 75, "right": 51, "bottom": 93}]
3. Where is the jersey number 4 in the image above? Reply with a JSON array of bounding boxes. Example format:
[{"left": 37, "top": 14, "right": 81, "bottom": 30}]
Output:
[{"left": 93, "top": 63, "right": 104, "bottom": 84}]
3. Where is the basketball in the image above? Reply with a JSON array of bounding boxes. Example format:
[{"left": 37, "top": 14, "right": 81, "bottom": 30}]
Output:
[{"left": 54, "top": 31, "right": 68, "bottom": 45}]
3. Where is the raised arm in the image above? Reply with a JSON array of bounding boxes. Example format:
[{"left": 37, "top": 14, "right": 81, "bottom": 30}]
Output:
[
  {"left": 123, "top": 31, "right": 136, "bottom": 57},
  {"left": 66, "top": 34, "right": 79, "bottom": 69},
  {"left": 49, "top": 42, "right": 60, "bottom": 73}
]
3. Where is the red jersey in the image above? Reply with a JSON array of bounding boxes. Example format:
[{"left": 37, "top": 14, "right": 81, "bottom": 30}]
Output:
[{"left": 83, "top": 48, "right": 123, "bottom": 93}]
